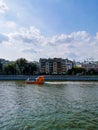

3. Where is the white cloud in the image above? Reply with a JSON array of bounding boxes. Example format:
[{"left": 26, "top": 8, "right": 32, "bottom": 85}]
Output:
[
  {"left": 0, "top": 0, "right": 9, "bottom": 13},
  {"left": 9, "top": 26, "right": 45, "bottom": 45},
  {"left": 0, "top": 26, "right": 98, "bottom": 61},
  {"left": 5, "top": 21, "right": 16, "bottom": 29},
  {"left": 49, "top": 31, "right": 90, "bottom": 45}
]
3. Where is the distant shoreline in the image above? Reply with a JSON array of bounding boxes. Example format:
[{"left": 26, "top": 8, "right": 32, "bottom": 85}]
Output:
[{"left": 0, "top": 75, "right": 98, "bottom": 81}]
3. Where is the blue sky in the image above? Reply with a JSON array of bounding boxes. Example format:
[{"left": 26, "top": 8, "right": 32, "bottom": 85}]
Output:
[{"left": 0, "top": 0, "right": 98, "bottom": 61}]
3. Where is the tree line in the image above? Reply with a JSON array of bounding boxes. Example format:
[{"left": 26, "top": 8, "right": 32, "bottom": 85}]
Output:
[
  {"left": 0, "top": 58, "right": 98, "bottom": 75},
  {"left": 67, "top": 67, "right": 98, "bottom": 75},
  {"left": 0, "top": 58, "right": 37, "bottom": 75}
]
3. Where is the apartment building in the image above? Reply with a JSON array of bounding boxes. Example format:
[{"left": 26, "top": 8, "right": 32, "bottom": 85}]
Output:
[
  {"left": 82, "top": 62, "right": 98, "bottom": 72},
  {"left": 39, "top": 58, "right": 73, "bottom": 74},
  {"left": 39, "top": 58, "right": 46, "bottom": 74}
]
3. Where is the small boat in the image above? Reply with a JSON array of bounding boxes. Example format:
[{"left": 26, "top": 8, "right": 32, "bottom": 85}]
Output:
[{"left": 25, "top": 76, "right": 44, "bottom": 84}]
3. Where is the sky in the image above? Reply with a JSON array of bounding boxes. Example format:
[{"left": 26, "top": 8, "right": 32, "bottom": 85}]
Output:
[{"left": 0, "top": 0, "right": 98, "bottom": 61}]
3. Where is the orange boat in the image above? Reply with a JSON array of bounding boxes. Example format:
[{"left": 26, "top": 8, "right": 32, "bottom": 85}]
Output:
[{"left": 25, "top": 76, "right": 44, "bottom": 84}]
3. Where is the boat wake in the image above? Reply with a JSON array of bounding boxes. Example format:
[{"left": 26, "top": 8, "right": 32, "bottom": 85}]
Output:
[
  {"left": 44, "top": 81, "right": 68, "bottom": 84},
  {"left": 44, "top": 81, "right": 98, "bottom": 85}
]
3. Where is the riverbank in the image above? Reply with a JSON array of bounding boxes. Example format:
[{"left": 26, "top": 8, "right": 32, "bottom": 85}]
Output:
[{"left": 1, "top": 75, "right": 98, "bottom": 81}]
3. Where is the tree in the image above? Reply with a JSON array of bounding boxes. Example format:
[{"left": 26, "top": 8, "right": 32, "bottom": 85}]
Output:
[
  {"left": 23, "top": 62, "right": 37, "bottom": 75},
  {"left": 87, "top": 69, "right": 96, "bottom": 75},
  {"left": 15, "top": 58, "right": 28, "bottom": 75},
  {"left": 14, "top": 58, "right": 37, "bottom": 75},
  {"left": 67, "top": 67, "right": 86, "bottom": 75},
  {"left": 4, "top": 63, "right": 16, "bottom": 75},
  {"left": 0, "top": 62, "right": 3, "bottom": 74},
  {"left": 2, "top": 58, "right": 38, "bottom": 75}
]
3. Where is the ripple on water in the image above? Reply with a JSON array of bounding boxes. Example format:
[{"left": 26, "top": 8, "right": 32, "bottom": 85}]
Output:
[{"left": 0, "top": 81, "right": 98, "bottom": 130}]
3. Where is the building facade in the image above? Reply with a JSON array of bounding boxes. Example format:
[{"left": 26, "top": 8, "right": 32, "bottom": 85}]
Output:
[
  {"left": 39, "top": 58, "right": 73, "bottom": 74},
  {"left": 82, "top": 62, "right": 98, "bottom": 72}
]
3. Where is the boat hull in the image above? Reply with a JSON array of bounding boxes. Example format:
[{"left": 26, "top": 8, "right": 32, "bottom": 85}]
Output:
[{"left": 26, "top": 81, "right": 43, "bottom": 84}]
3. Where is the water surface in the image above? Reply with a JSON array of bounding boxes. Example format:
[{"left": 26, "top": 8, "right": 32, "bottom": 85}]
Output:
[{"left": 0, "top": 81, "right": 98, "bottom": 130}]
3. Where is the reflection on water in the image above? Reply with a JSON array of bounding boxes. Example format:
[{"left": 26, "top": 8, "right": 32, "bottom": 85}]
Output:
[{"left": 0, "top": 81, "right": 98, "bottom": 130}]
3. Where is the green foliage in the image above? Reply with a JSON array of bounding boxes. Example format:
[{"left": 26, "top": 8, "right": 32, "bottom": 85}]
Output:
[
  {"left": 4, "top": 58, "right": 37, "bottom": 75},
  {"left": 87, "top": 69, "right": 96, "bottom": 75},
  {"left": 67, "top": 67, "right": 86, "bottom": 75},
  {"left": 15, "top": 58, "right": 28, "bottom": 75},
  {"left": 67, "top": 67, "right": 98, "bottom": 75},
  {"left": 23, "top": 62, "right": 37, "bottom": 75},
  {"left": 0, "top": 62, "right": 3, "bottom": 74},
  {"left": 4, "top": 63, "right": 16, "bottom": 75}
]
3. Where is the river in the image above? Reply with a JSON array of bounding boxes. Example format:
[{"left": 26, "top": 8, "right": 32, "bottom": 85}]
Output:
[{"left": 0, "top": 81, "right": 98, "bottom": 130}]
